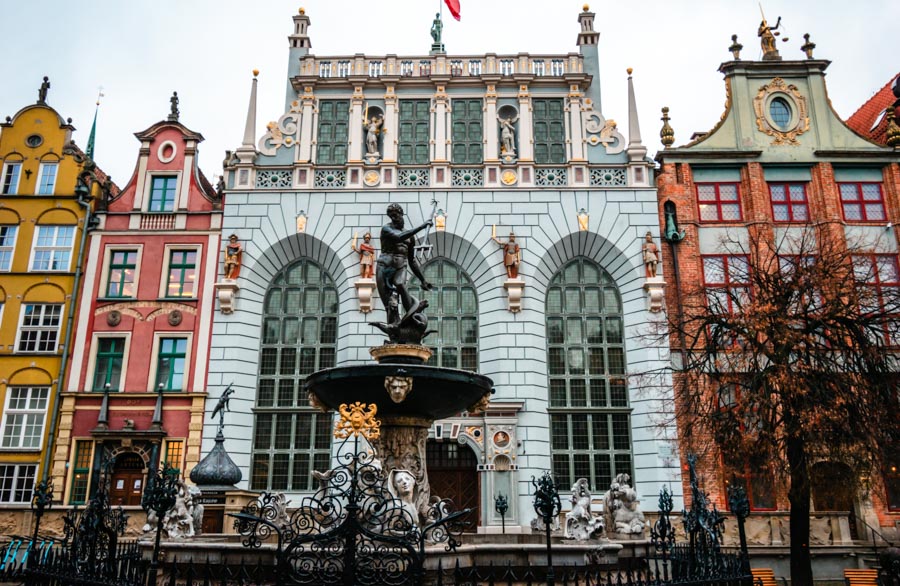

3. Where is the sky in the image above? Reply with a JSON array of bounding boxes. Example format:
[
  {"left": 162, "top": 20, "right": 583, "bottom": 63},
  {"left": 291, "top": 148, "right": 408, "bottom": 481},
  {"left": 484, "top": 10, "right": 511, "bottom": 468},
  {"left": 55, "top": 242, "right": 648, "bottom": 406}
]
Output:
[{"left": 1, "top": 1, "right": 897, "bottom": 186}]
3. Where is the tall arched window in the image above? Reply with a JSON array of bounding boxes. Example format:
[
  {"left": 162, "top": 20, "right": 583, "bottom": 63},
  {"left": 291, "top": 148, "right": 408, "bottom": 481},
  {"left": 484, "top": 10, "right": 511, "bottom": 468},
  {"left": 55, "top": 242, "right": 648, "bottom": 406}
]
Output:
[
  {"left": 546, "top": 257, "right": 631, "bottom": 490},
  {"left": 251, "top": 259, "right": 337, "bottom": 492},
  {"left": 409, "top": 259, "right": 478, "bottom": 371}
]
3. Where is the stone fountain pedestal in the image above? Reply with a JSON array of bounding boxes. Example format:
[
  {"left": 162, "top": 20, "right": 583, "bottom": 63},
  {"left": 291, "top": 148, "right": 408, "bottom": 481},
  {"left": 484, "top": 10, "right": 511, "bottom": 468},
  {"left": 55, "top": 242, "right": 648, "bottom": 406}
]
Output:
[{"left": 305, "top": 344, "right": 493, "bottom": 523}]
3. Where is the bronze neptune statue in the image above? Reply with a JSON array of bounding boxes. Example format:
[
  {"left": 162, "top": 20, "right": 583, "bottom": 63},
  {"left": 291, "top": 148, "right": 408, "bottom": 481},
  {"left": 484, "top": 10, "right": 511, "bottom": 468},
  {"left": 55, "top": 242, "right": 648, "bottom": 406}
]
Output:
[{"left": 372, "top": 203, "right": 434, "bottom": 345}]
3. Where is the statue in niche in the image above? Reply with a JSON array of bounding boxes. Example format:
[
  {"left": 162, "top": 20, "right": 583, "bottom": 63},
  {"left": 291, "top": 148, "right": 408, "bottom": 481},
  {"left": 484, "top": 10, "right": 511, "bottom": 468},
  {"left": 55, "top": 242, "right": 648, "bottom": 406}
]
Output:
[
  {"left": 499, "top": 115, "right": 518, "bottom": 156},
  {"left": 365, "top": 116, "right": 384, "bottom": 157},
  {"left": 492, "top": 226, "right": 521, "bottom": 279},
  {"left": 565, "top": 478, "right": 604, "bottom": 541},
  {"left": 351, "top": 232, "right": 376, "bottom": 279},
  {"left": 642, "top": 232, "right": 659, "bottom": 278},
  {"left": 387, "top": 469, "right": 421, "bottom": 529},
  {"left": 602, "top": 473, "right": 646, "bottom": 535},
  {"left": 224, "top": 234, "right": 243, "bottom": 280},
  {"left": 372, "top": 203, "right": 434, "bottom": 345},
  {"left": 757, "top": 17, "right": 782, "bottom": 59}
]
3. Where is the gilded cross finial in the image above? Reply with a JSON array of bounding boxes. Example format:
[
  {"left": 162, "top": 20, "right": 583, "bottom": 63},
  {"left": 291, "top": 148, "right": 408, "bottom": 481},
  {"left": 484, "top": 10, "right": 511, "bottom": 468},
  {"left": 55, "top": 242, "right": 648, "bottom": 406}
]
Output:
[
  {"left": 728, "top": 35, "right": 743, "bottom": 60},
  {"left": 801, "top": 33, "right": 816, "bottom": 59},
  {"left": 660, "top": 107, "right": 675, "bottom": 148},
  {"left": 334, "top": 402, "right": 381, "bottom": 440}
]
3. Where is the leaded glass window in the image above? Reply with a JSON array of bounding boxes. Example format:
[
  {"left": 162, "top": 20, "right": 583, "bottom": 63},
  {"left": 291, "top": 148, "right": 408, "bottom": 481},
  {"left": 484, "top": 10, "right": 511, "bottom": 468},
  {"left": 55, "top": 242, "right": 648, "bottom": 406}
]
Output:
[
  {"left": 451, "top": 99, "right": 483, "bottom": 165},
  {"left": 316, "top": 100, "right": 349, "bottom": 165},
  {"left": 409, "top": 259, "right": 478, "bottom": 371},
  {"left": 398, "top": 100, "right": 430, "bottom": 165},
  {"left": 252, "top": 259, "right": 337, "bottom": 492},
  {"left": 533, "top": 99, "right": 566, "bottom": 164},
  {"left": 546, "top": 257, "right": 631, "bottom": 490}
]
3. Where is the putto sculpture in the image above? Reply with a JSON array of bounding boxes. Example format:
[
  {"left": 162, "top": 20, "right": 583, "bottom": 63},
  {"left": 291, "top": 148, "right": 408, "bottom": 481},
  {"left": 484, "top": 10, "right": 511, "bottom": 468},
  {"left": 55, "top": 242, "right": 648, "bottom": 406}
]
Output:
[
  {"left": 372, "top": 203, "right": 434, "bottom": 345},
  {"left": 564, "top": 478, "right": 604, "bottom": 540},
  {"left": 603, "top": 473, "right": 646, "bottom": 535}
]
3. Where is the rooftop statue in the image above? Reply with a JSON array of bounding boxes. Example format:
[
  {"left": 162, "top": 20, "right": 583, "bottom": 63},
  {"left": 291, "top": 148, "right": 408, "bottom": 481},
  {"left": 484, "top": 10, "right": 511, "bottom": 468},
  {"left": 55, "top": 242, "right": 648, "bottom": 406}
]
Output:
[
  {"left": 372, "top": 204, "right": 434, "bottom": 345},
  {"left": 430, "top": 13, "right": 443, "bottom": 45}
]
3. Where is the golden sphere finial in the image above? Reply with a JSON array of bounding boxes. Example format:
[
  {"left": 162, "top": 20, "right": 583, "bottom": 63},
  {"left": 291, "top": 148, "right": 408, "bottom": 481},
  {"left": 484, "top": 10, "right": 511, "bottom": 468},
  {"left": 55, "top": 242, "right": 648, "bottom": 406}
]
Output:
[
  {"left": 627, "top": 67, "right": 633, "bottom": 75},
  {"left": 583, "top": 3, "right": 590, "bottom": 11},
  {"left": 253, "top": 69, "right": 259, "bottom": 77},
  {"left": 299, "top": 7, "right": 305, "bottom": 14}
]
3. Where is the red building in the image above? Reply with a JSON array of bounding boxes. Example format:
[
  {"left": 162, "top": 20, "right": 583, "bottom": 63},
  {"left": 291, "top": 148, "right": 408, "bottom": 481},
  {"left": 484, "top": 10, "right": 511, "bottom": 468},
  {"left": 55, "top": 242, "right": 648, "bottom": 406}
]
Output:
[
  {"left": 53, "top": 98, "right": 221, "bottom": 512},
  {"left": 846, "top": 73, "right": 900, "bottom": 148}
]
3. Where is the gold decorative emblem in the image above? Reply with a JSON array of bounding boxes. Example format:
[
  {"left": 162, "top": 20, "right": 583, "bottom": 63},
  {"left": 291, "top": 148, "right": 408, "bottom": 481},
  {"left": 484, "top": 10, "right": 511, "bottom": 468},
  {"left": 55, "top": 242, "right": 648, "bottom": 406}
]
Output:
[
  {"left": 364, "top": 170, "right": 380, "bottom": 187},
  {"left": 501, "top": 170, "right": 517, "bottom": 186},
  {"left": 334, "top": 402, "right": 381, "bottom": 440},
  {"left": 753, "top": 77, "right": 809, "bottom": 146}
]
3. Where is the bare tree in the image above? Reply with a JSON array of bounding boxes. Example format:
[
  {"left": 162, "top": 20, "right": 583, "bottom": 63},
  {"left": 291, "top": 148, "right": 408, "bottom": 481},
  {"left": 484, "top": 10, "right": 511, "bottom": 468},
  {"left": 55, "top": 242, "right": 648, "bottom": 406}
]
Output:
[{"left": 667, "top": 223, "right": 900, "bottom": 585}]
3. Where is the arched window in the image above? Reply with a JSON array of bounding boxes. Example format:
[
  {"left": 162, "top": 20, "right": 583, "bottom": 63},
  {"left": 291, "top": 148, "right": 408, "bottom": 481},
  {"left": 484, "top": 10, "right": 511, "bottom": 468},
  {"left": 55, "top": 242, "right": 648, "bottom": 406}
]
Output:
[
  {"left": 546, "top": 257, "right": 631, "bottom": 490},
  {"left": 409, "top": 259, "right": 478, "bottom": 371},
  {"left": 251, "top": 259, "right": 337, "bottom": 492}
]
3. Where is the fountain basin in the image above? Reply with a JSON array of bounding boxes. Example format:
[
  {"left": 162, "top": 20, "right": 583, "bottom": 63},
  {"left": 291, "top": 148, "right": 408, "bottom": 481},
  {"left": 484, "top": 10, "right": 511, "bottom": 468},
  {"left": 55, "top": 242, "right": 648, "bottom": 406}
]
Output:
[{"left": 304, "top": 363, "right": 493, "bottom": 421}]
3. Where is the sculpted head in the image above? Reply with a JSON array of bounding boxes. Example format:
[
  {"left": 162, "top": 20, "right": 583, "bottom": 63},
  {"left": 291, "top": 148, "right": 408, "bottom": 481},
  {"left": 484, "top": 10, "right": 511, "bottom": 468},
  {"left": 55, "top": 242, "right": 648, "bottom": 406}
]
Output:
[
  {"left": 387, "top": 203, "right": 405, "bottom": 227},
  {"left": 364, "top": 232, "right": 371, "bottom": 242},
  {"left": 392, "top": 470, "right": 415, "bottom": 497},
  {"left": 385, "top": 376, "right": 413, "bottom": 403}
]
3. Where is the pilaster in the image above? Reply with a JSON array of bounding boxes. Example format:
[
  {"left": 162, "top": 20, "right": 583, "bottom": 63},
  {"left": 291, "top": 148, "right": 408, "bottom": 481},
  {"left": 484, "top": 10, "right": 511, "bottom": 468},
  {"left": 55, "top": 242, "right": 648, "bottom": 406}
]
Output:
[
  {"left": 383, "top": 85, "right": 398, "bottom": 162},
  {"left": 433, "top": 85, "right": 449, "bottom": 162},
  {"left": 517, "top": 84, "right": 534, "bottom": 162},
  {"left": 484, "top": 84, "right": 499, "bottom": 162},
  {"left": 349, "top": 86, "right": 365, "bottom": 163}
]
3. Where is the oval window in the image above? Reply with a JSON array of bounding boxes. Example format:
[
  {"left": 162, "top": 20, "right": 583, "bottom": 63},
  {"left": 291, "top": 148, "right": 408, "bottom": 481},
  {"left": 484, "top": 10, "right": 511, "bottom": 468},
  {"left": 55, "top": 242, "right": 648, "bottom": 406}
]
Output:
[
  {"left": 769, "top": 97, "right": 792, "bottom": 130},
  {"left": 25, "top": 134, "right": 43, "bottom": 148}
]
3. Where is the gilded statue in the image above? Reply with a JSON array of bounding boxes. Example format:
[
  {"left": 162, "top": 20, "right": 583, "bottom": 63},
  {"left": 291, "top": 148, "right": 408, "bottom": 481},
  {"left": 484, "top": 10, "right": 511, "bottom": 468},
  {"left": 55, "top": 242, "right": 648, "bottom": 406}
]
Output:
[
  {"left": 758, "top": 17, "right": 782, "bottom": 60},
  {"left": 642, "top": 232, "right": 659, "bottom": 278}
]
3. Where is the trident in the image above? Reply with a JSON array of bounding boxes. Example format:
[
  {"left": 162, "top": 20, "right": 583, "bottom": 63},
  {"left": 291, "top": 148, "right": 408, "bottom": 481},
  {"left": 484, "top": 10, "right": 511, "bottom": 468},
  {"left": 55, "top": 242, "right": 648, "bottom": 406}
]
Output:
[{"left": 414, "top": 198, "right": 439, "bottom": 262}]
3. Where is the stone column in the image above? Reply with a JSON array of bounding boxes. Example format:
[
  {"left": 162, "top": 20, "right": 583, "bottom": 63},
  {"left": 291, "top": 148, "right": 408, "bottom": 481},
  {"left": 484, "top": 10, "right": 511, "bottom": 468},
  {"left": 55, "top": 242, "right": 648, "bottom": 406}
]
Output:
[
  {"left": 382, "top": 85, "right": 398, "bottom": 163},
  {"left": 484, "top": 84, "right": 499, "bottom": 162},
  {"left": 433, "top": 86, "right": 449, "bottom": 162},
  {"left": 517, "top": 85, "right": 534, "bottom": 162},
  {"left": 349, "top": 86, "right": 365, "bottom": 163}
]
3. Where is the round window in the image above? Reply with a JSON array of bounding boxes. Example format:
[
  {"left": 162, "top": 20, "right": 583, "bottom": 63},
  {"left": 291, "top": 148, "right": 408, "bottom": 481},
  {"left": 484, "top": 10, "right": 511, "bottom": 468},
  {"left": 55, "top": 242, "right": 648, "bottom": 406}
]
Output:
[
  {"left": 25, "top": 134, "right": 43, "bottom": 148},
  {"left": 769, "top": 97, "right": 792, "bottom": 130}
]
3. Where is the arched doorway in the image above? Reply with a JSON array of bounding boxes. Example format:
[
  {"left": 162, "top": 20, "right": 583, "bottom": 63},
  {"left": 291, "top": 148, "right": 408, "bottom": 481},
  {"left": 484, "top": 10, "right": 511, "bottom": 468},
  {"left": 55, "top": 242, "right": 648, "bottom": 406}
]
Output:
[
  {"left": 811, "top": 461, "right": 858, "bottom": 539},
  {"left": 426, "top": 440, "right": 479, "bottom": 529},
  {"left": 110, "top": 452, "right": 145, "bottom": 506}
]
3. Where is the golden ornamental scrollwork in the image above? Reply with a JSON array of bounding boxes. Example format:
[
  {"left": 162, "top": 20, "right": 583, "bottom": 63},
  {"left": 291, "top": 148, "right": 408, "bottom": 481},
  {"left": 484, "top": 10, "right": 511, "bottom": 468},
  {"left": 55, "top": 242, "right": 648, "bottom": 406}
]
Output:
[
  {"left": 753, "top": 77, "right": 810, "bottom": 146},
  {"left": 334, "top": 401, "right": 381, "bottom": 440}
]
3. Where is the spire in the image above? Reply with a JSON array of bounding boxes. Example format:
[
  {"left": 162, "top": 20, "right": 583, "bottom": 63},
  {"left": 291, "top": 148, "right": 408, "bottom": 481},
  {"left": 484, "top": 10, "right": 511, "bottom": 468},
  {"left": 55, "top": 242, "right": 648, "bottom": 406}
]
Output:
[
  {"left": 241, "top": 70, "right": 259, "bottom": 150},
  {"left": 577, "top": 6, "right": 602, "bottom": 114},
  {"left": 150, "top": 386, "right": 164, "bottom": 432},
  {"left": 626, "top": 68, "right": 647, "bottom": 162},
  {"left": 576, "top": 5, "right": 599, "bottom": 46},
  {"left": 85, "top": 89, "right": 104, "bottom": 161}
]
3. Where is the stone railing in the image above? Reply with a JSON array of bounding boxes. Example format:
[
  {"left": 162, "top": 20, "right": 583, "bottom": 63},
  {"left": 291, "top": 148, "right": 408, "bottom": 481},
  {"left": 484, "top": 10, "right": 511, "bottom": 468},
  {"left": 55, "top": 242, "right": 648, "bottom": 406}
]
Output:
[
  {"left": 140, "top": 213, "right": 176, "bottom": 231},
  {"left": 305, "top": 53, "right": 584, "bottom": 80}
]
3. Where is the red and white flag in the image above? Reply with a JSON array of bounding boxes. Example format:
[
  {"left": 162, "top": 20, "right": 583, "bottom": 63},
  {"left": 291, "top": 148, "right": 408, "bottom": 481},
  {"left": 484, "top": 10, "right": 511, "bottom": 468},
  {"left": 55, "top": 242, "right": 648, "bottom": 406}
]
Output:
[{"left": 444, "top": 0, "right": 461, "bottom": 20}]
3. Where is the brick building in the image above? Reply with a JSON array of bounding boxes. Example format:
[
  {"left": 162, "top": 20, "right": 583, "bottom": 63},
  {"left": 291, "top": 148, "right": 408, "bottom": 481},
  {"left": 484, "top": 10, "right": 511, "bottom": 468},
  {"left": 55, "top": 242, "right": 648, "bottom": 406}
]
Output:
[{"left": 655, "top": 32, "right": 900, "bottom": 577}]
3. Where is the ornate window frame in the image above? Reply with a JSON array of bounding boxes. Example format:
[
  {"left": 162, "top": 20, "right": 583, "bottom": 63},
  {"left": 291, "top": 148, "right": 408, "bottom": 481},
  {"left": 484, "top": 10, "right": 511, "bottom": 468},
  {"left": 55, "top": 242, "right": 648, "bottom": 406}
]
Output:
[{"left": 753, "top": 77, "right": 809, "bottom": 145}]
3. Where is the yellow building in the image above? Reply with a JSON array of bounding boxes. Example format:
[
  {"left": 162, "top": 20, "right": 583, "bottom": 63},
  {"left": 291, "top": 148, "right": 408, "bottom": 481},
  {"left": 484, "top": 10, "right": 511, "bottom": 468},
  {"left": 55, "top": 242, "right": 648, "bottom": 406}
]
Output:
[{"left": 0, "top": 80, "right": 99, "bottom": 526}]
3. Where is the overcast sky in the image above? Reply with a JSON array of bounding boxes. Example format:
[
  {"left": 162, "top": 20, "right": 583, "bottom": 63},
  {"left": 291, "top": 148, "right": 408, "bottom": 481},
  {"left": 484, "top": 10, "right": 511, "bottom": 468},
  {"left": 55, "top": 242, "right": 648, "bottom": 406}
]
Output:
[{"left": 1, "top": 1, "right": 896, "bottom": 185}]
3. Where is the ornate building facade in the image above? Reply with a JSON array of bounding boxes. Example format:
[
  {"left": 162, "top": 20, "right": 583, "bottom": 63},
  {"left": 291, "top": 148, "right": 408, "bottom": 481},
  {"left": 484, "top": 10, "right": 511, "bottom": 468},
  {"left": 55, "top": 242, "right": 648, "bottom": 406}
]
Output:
[
  {"left": 55, "top": 99, "right": 221, "bottom": 515},
  {"left": 207, "top": 6, "right": 678, "bottom": 532},
  {"left": 655, "top": 34, "right": 900, "bottom": 575},
  {"left": 0, "top": 80, "right": 104, "bottom": 531}
]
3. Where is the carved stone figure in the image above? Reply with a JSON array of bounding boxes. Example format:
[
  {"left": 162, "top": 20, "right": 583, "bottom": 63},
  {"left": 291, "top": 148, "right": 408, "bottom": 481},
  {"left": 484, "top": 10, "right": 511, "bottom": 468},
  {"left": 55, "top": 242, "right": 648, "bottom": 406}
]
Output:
[
  {"left": 564, "top": 478, "right": 604, "bottom": 540},
  {"left": 387, "top": 469, "right": 421, "bottom": 528},
  {"left": 602, "top": 473, "right": 645, "bottom": 535},
  {"left": 385, "top": 375, "right": 414, "bottom": 403},
  {"left": 351, "top": 232, "right": 376, "bottom": 279},
  {"left": 758, "top": 17, "right": 782, "bottom": 60},
  {"left": 211, "top": 384, "right": 234, "bottom": 434},
  {"left": 143, "top": 479, "right": 203, "bottom": 539},
  {"left": 372, "top": 203, "right": 434, "bottom": 344},
  {"left": 642, "top": 232, "right": 659, "bottom": 278},
  {"left": 169, "top": 91, "right": 180, "bottom": 122},
  {"left": 370, "top": 427, "right": 431, "bottom": 518},
  {"left": 224, "top": 234, "right": 243, "bottom": 280},
  {"left": 365, "top": 117, "right": 383, "bottom": 157},
  {"left": 270, "top": 493, "right": 292, "bottom": 530},
  {"left": 499, "top": 116, "right": 517, "bottom": 156},
  {"left": 493, "top": 228, "right": 521, "bottom": 279}
]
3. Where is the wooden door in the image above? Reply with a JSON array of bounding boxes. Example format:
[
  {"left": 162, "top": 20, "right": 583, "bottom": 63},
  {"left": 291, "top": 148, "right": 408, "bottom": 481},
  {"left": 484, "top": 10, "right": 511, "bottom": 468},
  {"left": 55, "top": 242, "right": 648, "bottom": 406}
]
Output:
[
  {"left": 110, "top": 453, "right": 145, "bottom": 506},
  {"left": 426, "top": 441, "right": 479, "bottom": 529}
]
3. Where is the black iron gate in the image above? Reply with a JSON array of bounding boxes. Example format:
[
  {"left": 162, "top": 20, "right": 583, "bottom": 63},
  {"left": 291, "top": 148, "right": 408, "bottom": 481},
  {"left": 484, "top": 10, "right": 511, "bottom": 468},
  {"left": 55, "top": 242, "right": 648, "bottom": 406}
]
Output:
[{"left": 232, "top": 433, "right": 470, "bottom": 586}]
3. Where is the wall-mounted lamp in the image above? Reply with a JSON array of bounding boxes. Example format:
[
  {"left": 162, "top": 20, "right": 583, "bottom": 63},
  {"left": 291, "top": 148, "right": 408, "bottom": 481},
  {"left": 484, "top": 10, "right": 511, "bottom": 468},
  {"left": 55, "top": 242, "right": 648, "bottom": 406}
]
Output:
[
  {"left": 577, "top": 208, "right": 589, "bottom": 231},
  {"left": 296, "top": 210, "right": 308, "bottom": 233}
]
